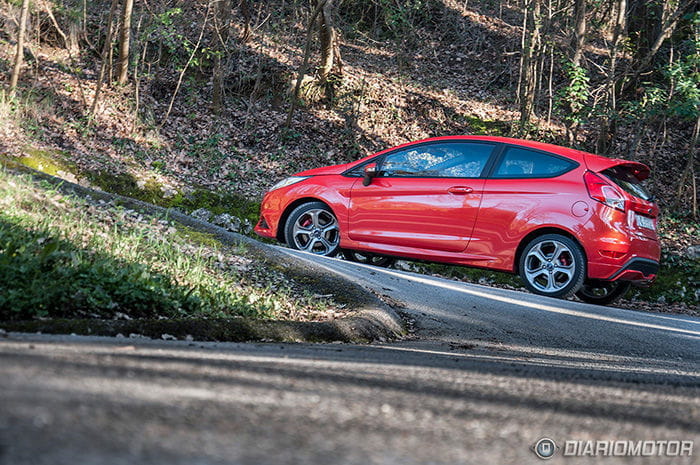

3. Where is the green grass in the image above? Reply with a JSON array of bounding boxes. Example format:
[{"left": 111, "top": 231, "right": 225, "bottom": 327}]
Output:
[
  {"left": 0, "top": 168, "right": 323, "bottom": 321},
  {"left": 3, "top": 147, "right": 261, "bottom": 233}
]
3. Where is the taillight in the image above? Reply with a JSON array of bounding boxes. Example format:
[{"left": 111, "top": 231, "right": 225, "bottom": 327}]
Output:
[{"left": 584, "top": 171, "right": 626, "bottom": 212}]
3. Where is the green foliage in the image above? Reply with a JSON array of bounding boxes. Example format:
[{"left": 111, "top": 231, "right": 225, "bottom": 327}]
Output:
[
  {"left": 621, "top": 22, "right": 699, "bottom": 123},
  {"left": 631, "top": 254, "right": 700, "bottom": 305},
  {"left": 341, "top": 0, "right": 439, "bottom": 39},
  {"left": 555, "top": 61, "right": 591, "bottom": 127}
]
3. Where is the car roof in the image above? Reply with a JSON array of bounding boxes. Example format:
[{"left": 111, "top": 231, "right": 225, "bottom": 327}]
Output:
[
  {"left": 361, "top": 135, "right": 590, "bottom": 164},
  {"left": 352, "top": 135, "right": 651, "bottom": 178}
]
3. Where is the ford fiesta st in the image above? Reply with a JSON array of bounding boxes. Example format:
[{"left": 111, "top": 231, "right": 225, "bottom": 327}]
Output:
[{"left": 255, "top": 136, "right": 660, "bottom": 305}]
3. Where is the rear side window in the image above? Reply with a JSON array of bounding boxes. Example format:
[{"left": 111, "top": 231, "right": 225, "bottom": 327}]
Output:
[
  {"left": 380, "top": 142, "right": 495, "bottom": 178},
  {"left": 493, "top": 147, "right": 576, "bottom": 178},
  {"left": 603, "top": 166, "right": 653, "bottom": 201}
]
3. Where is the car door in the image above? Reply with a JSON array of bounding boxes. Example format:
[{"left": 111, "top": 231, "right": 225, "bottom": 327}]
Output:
[
  {"left": 348, "top": 141, "right": 497, "bottom": 253},
  {"left": 469, "top": 145, "right": 580, "bottom": 266}
]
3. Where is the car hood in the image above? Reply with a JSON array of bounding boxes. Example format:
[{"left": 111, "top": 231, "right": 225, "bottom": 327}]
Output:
[
  {"left": 295, "top": 163, "right": 351, "bottom": 176},
  {"left": 584, "top": 155, "right": 650, "bottom": 181}
]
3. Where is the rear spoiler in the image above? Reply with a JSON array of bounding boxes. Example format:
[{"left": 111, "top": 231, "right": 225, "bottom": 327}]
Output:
[{"left": 584, "top": 156, "right": 650, "bottom": 181}]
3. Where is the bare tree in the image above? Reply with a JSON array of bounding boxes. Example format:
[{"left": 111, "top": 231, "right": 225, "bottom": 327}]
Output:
[
  {"left": 90, "top": 0, "right": 120, "bottom": 116},
  {"left": 212, "top": 0, "right": 234, "bottom": 115},
  {"left": 518, "top": 0, "right": 542, "bottom": 134},
  {"left": 571, "top": 0, "right": 587, "bottom": 66},
  {"left": 596, "top": 0, "right": 626, "bottom": 154},
  {"left": 9, "top": 0, "right": 31, "bottom": 95},
  {"left": 117, "top": 0, "right": 135, "bottom": 85},
  {"left": 318, "top": 0, "right": 342, "bottom": 81},
  {"left": 285, "top": 0, "right": 328, "bottom": 128}
]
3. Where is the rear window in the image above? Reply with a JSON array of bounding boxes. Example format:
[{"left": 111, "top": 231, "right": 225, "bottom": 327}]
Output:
[
  {"left": 493, "top": 147, "right": 577, "bottom": 178},
  {"left": 603, "top": 166, "right": 653, "bottom": 201}
]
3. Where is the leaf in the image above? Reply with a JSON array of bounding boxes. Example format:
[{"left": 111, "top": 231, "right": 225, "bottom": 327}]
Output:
[{"left": 39, "top": 240, "right": 59, "bottom": 261}]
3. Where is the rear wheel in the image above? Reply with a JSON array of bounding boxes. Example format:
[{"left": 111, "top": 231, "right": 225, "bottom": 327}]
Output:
[
  {"left": 343, "top": 250, "right": 396, "bottom": 268},
  {"left": 284, "top": 202, "right": 340, "bottom": 256},
  {"left": 519, "top": 234, "right": 585, "bottom": 299},
  {"left": 576, "top": 280, "right": 631, "bottom": 306}
]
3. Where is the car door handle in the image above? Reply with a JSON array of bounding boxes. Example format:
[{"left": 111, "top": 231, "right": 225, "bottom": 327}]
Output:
[{"left": 447, "top": 186, "right": 474, "bottom": 195}]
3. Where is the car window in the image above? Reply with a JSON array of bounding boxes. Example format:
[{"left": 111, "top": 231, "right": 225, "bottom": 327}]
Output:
[
  {"left": 380, "top": 143, "right": 495, "bottom": 178},
  {"left": 603, "top": 166, "right": 653, "bottom": 201},
  {"left": 493, "top": 147, "right": 576, "bottom": 178}
]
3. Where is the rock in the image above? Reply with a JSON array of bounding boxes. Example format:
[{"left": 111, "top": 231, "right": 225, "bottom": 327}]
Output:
[
  {"left": 241, "top": 219, "right": 253, "bottom": 234},
  {"left": 161, "top": 333, "right": 177, "bottom": 341},
  {"left": 0, "top": 328, "right": 7, "bottom": 337},
  {"left": 685, "top": 245, "right": 700, "bottom": 260},
  {"left": 185, "top": 334, "right": 194, "bottom": 342},
  {"left": 161, "top": 186, "right": 178, "bottom": 199},
  {"left": 190, "top": 208, "right": 212, "bottom": 222},
  {"left": 212, "top": 213, "right": 241, "bottom": 232}
]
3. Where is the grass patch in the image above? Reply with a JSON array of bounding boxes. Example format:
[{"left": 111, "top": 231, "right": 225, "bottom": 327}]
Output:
[
  {"left": 0, "top": 168, "right": 329, "bottom": 321},
  {"left": 4, "top": 147, "right": 261, "bottom": 233}
]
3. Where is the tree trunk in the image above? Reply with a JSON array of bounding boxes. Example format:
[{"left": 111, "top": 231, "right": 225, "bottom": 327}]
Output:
[
  {"left": 9, "top": 0, "right": 31, "bottom": 95},
  {"left": 518, "top": 0, "right": 541, "bottom": 134},
  {"left": 675, "top": 113, "right": 700, "bottom": 218},
  {"left": 117, "top": 0, "right": 134, "bottom": 85},
  {"left": 596, "top": 0, "right": 626, "bottom": 154},
  {"left": 622, "top": 0, "right": 695, "bottom": 96},
  {"left": 285, "top": 0, "right": 328, "bottom": 128},
  {"left": 212, "top": 0, "right": 233, "bottom": 115},
  {"left": 90, "top": 0, "right": 119, "bottom": 116},
  {"left": 571, "top": 0, "right": 586, "bottom": 67},
  {"left": 318, "top": 0, "right": 341, "bottom": 80},
  {"left": 240, "top": 0, "right": 252, "bottom": 43}
]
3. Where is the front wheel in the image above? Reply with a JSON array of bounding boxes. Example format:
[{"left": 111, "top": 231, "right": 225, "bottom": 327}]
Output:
[
  {"left": 576, "top": 280, "right": 631, "bottom": 306},
  {"left": 284, "top": 202, "right": 340, "bottom": 256},
  {"left": 343, "top": 250, "right": 396, "bottom": 268},
  {"left": 518, "top": 234, "right": 586, "bottom": 299}
]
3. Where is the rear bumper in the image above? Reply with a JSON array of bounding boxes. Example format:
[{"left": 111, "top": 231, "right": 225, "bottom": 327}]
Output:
[{"left": 607, "top": 257, "right": 659, "bottom": 283}]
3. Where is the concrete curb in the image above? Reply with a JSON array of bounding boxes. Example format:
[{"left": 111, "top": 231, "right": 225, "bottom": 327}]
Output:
[{"left": 0, "top": 163, "right": 406, "bottom": 343}]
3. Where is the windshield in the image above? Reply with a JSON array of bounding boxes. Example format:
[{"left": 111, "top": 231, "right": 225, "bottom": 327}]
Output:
[{"left": 602, "top": 166, "right": 653, "bottom": 201}]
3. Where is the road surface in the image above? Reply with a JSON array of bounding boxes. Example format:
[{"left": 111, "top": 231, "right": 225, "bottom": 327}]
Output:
[{"left": 1, "top": 249, "right": 698, "bottom": 464}]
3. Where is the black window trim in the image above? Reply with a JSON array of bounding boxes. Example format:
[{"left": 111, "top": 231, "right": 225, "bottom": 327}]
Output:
[
  {"left": 486, "top": 143, "right": 580, "bottom": 179},
  {"left": 342, "top": 140, "right": 502, "bottom": 180}
]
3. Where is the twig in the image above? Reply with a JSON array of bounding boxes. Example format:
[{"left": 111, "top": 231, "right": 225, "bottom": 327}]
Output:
[
  {"left": 157, "top": 2, "right": 211, "bottom": 130},
  {"left": 285, "top": 0, "right": 328, "bottom": 128}
]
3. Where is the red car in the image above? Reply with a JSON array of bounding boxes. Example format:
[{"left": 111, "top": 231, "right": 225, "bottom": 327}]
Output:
[{"left": 255, "top": 136, "right": 660, "bottom": 305}]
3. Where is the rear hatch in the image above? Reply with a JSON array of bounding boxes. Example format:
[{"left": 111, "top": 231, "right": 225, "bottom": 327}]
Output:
[{"left": 585, "top": 156, "right": 658, "bottom": 239}]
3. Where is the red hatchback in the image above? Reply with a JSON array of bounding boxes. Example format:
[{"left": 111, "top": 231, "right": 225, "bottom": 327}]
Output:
[{"left": 255, "top": 136, "right": 660, "bottom": 305}]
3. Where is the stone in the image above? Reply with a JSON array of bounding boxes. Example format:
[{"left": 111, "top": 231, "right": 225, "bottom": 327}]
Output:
[
  {"left": 190, "top": 208, "right": 212, "bottom": 222},
  {"left": 212, "top": 213, "right": 241, "bottom": 232},
  {"left": 685, "top": 245, "right": 700, "bottom": 260}
]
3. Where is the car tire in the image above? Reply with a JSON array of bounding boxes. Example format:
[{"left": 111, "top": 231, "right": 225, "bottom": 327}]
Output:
[
  {"left": 575, "top": 280, "right": 631, "bottom": 306},
  {"left": 284, "top": 202, "right": 340, "bottom": 256},
  {"left": 518, "top": 234, "right": 586, "bottom": 299},
  {"left": 343, "top": 250, "right": 396, "bottom": 268}
]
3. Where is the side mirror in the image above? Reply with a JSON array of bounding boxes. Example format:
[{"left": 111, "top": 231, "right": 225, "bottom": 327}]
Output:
[{"left": 363, "top": 163, "right": 378, "bottom": 186}]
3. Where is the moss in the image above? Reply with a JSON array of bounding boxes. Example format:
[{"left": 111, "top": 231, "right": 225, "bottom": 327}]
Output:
[
  {"left": 171, "top": 189, "right": 260, "bottom": 224},
  {"left": 175, "top": 225, "right": 224, "bottom": 249},
  {"left": 16, "top": 147, "right": 76, "bottom": 177},
  {"left": 4, "top": 146, "right": 261, "bottom": 237},
  {"left": 458, "top": 115, "right": 509, "bottom": 136}
]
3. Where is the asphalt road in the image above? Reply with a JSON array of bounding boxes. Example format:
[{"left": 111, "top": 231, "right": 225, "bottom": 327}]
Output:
[{"left": 1, "top": 250, "right": 699, "bottom": 464}]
